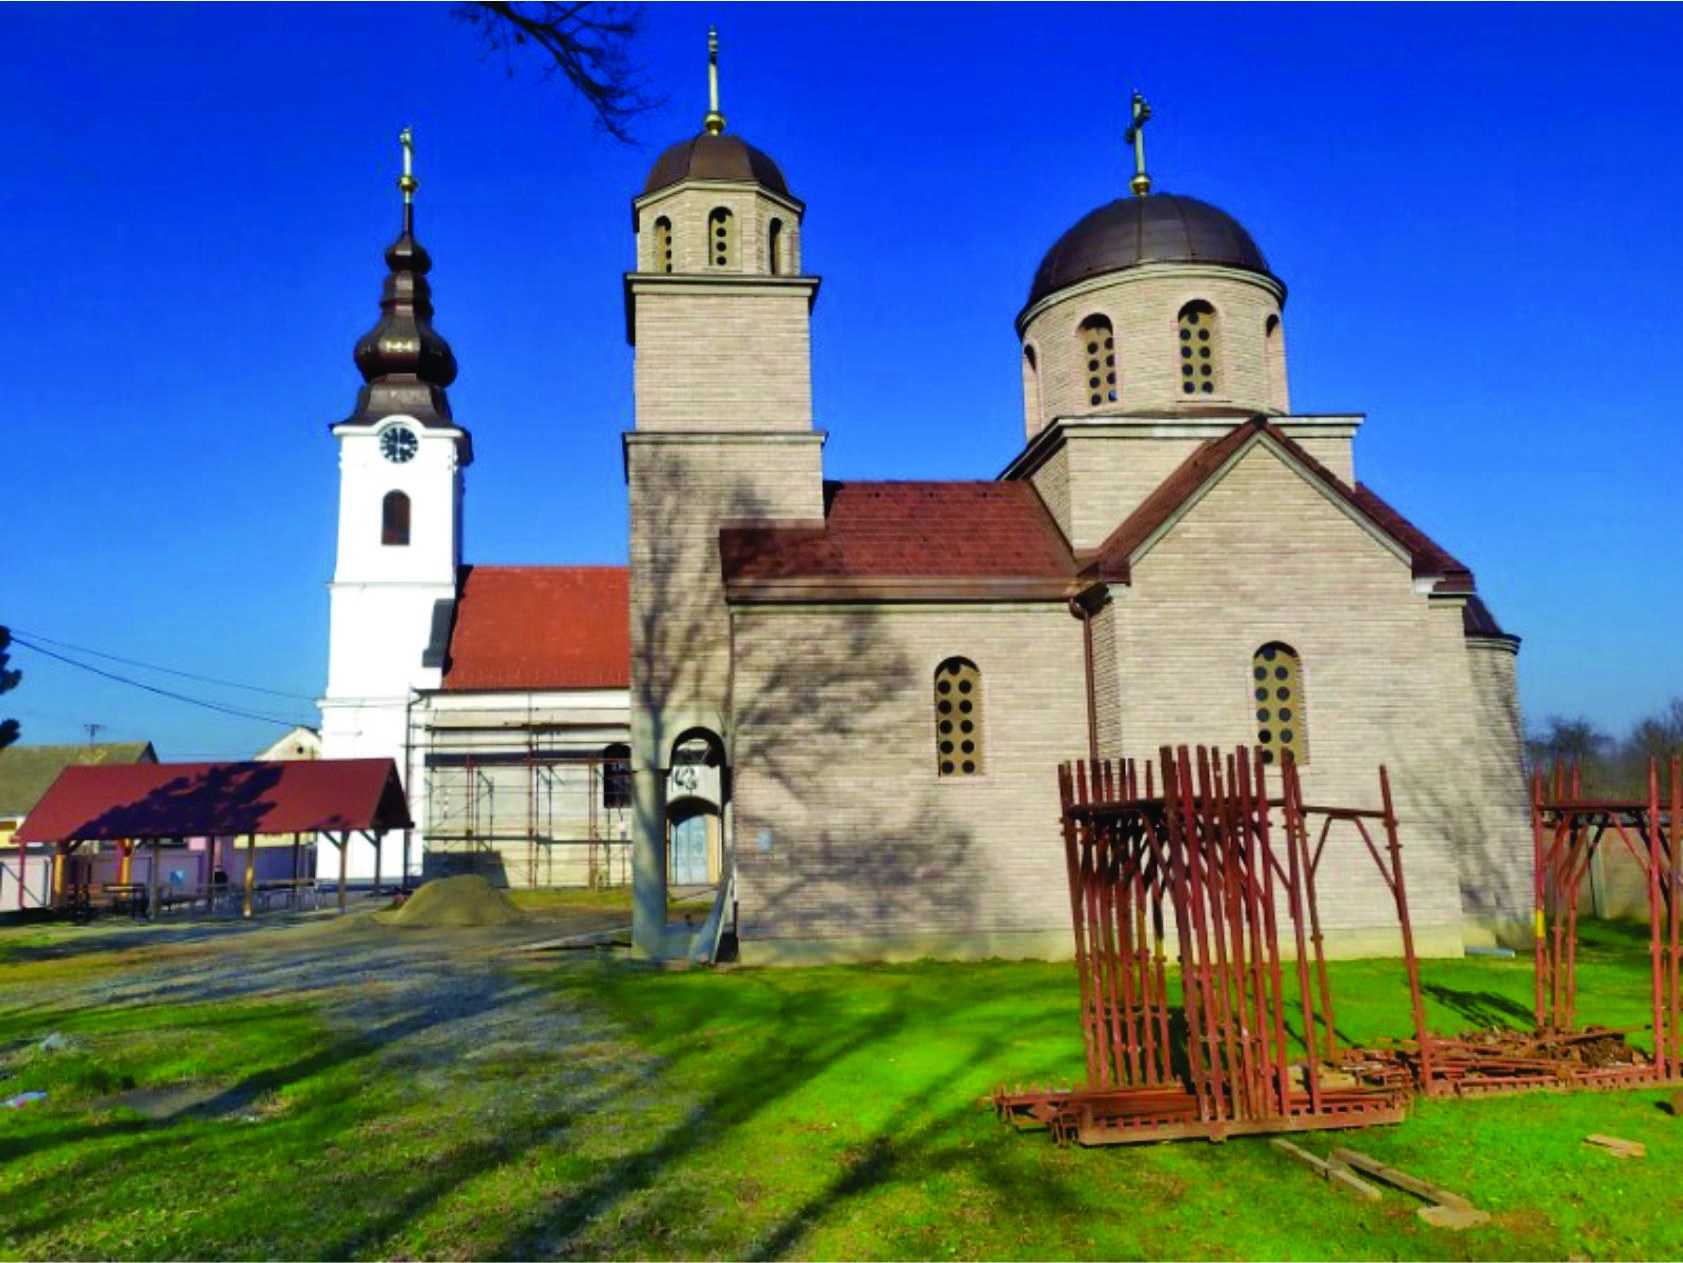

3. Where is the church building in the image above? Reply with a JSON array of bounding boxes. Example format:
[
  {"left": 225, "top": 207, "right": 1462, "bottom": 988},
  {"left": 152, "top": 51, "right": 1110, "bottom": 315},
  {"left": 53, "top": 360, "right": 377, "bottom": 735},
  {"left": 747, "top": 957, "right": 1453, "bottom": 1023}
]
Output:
[{"left": 320, "top": 49, "right": 1531, "bottom": 963}]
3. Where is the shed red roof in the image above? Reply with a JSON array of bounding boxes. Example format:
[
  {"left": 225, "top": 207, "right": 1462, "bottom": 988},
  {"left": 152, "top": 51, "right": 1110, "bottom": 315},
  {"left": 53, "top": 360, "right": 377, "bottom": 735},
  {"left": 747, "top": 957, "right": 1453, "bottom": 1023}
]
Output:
[
  {"left": 15, "top": 758, "right": 412, "bottom": 844},
  {"left": 443, "top": 566, "right": 629, "bottom": 691},
  {"left": 721, "top": 481, "right": 1078, "bottom": 600}
]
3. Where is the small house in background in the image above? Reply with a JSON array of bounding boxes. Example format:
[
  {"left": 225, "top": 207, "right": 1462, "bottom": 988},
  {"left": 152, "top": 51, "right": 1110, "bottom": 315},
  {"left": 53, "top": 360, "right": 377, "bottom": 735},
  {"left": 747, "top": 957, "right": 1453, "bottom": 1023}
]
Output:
[
  {"left": 0, "top": 742, "right": 159, "bottom": 909},
  {"left": 254, "top": 725, "right": 321, "bottom": 762}
]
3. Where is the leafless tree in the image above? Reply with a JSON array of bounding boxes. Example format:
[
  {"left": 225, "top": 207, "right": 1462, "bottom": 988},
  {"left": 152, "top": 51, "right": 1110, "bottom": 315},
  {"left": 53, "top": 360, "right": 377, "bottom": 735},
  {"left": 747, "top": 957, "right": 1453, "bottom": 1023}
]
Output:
[
  {"left": 455, "top": 2, "right": 660, "bottom": 144},
  {"left": 0, "top": 627, "right": 19, "bottom": 751}
]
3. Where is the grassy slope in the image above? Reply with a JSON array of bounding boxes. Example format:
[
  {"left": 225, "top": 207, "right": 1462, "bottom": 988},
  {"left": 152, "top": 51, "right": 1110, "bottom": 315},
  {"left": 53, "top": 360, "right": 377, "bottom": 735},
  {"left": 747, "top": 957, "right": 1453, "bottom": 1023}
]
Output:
[{"left": 0, "top": 920, "right": 1678, "bottom": 1260}]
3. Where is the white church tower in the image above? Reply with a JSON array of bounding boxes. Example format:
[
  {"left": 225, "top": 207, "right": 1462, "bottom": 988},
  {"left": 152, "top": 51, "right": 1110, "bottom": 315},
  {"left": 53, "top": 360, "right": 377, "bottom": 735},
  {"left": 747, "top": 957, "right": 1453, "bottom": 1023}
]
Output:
[{"left": 319, "top": 129, "right": 470, "bottom": 882}]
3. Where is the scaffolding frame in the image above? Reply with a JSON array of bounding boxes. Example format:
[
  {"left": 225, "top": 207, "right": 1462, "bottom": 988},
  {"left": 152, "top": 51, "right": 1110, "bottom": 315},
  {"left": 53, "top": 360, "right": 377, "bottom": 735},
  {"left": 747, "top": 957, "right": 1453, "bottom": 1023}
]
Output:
[{"left": 419, "top": 720, "right": 631, "bottom": 889}]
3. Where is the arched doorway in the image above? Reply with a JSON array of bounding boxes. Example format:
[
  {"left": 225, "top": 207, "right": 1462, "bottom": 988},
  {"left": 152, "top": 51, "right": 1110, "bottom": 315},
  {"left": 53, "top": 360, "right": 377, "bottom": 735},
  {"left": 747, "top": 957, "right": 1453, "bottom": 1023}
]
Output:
[{"left": 666, "top": 729, "right": 726, "bottom": 887}]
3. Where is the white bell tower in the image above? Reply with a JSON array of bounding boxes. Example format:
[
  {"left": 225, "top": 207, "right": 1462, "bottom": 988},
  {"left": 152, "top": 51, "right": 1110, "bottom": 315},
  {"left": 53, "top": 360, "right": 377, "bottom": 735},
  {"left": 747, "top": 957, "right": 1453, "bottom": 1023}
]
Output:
[{"left": 319, "top": 128, "right": 471, "bottom": 881}]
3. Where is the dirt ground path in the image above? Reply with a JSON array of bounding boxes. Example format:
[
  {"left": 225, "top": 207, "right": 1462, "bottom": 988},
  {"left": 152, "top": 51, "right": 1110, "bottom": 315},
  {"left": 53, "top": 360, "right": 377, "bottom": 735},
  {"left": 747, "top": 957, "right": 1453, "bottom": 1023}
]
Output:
[{"left": 0, "top": 903, "right": 638, "bottom": 1110}]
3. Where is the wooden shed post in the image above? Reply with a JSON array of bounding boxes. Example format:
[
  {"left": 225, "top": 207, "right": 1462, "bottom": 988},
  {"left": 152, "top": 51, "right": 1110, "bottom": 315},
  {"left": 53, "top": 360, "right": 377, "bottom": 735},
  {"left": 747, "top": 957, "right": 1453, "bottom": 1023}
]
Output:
[
  {"left": 243, "top": 833, "right": 256, "bottom": 919},
  {"left": 372, "top": 832, "right": 382, "bottom": 896},
  {"left": 118, "top": 839, "right": 133, "bottom": 886},
  {"left": 146, "top": 838, "right": 163, "bottom": 921},
  {"left": 290, "top": 833, "right": 301, "bottom": 909},
  {"left": 50, "top": 843, "right": 65, "bottom": 908},
  {"left": 14, "top": 838, "right": 24, "bottom": 909},
  {"left": 338, "top": 831, "right": 348, "bottom": 912}
]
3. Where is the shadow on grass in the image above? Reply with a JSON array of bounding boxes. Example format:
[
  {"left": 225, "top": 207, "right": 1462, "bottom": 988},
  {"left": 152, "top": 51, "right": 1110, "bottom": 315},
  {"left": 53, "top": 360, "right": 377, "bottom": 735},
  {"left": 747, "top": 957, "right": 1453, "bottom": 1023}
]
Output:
[{"left": 1421, "top": 982, "right": 1533, "bottom": 1031}]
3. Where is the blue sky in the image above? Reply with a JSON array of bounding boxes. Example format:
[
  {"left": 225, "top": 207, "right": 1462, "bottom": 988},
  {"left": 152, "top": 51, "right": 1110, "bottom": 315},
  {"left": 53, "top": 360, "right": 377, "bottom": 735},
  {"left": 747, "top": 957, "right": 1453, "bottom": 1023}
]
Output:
[{"left": 4, "top": 3, "right": 1680, "bottom": 759}]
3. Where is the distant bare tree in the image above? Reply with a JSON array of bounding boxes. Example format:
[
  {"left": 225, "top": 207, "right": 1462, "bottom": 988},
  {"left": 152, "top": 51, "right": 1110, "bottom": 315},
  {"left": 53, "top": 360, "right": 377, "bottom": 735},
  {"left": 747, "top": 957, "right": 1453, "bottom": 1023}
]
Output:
[
  {"left": 456, "top": 2, "right": 659, "bottom": 143},
  {"left": 0, "top": 627, "right": 19, "bottom": 751},
  {"left": 1526, "top": 714, "right": 1612, "bottom": 791}
]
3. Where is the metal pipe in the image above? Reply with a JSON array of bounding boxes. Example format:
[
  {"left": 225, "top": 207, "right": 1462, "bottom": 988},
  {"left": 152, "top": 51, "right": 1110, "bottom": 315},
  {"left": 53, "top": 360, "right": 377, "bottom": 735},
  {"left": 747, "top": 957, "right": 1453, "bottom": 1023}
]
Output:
[{"left": 1067, "top": 593, "right": 1101, "bottom": 764}]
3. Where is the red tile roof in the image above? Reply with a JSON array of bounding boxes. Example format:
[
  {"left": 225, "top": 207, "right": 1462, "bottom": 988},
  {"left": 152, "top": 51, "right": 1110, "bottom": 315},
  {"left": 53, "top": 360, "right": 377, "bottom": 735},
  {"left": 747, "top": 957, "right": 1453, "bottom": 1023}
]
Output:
[
  {"left": 1081, "top": 418, "right": 1478, "bottom": 596},
  {"left": 443, "top": 565, "right": 629, "bottom": 691},
  {"left": 720, "top": 481, "right": 1078, "bottom": 600},
  {"left": 16, "top": 759, "right": 411, "bottom": 843}
]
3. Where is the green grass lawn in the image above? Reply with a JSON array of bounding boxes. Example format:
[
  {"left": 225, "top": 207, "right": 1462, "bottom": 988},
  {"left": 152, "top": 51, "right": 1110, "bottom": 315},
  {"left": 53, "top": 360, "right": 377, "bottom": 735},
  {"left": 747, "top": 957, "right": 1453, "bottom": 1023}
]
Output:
[{"left": 0, "top": 917, "right": 1679, "bottom": 1260}]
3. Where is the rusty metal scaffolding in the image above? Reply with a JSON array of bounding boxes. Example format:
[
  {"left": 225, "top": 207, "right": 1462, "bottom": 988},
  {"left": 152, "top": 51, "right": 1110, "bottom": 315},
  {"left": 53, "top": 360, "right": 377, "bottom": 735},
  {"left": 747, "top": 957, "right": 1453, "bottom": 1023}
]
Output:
[
  {"left": 995, "top": 745, "right": 1421, "bottom": 1145},
  {"left": 1406, "top": 756, "right": 1683, "bottom": 1097}
]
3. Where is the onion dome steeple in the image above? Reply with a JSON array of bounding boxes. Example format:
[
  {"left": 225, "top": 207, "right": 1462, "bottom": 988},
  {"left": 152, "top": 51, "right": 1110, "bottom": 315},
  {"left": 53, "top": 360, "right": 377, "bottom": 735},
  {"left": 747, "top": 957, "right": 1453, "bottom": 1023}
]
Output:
[{"left": 343, "top": 127, "right": 458, "bottom": 427}]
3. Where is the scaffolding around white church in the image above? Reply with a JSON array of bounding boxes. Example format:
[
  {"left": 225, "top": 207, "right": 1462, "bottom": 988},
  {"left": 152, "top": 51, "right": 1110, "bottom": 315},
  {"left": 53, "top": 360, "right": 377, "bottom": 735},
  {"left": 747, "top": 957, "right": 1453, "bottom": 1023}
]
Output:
[{"left": 417, "top": 712, "right": 632, "bottom": 890}]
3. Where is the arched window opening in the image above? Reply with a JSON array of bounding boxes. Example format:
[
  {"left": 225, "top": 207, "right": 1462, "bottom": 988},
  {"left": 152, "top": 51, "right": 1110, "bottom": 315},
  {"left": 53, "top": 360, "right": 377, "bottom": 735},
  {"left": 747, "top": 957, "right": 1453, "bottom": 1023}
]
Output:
[
  {"left": 381, "top": 490, "right": 410, "bottom": 547},
  {"left": 601, "top": 743, "right": 632, "bottom": 810},
  {"left": 653, "top": 217, "right": 673, "bottom": 273},
  {"left": 1251, "top": 642, "right": 1306, "bottom": 766},
  {"left": 768, "top": 217, "right": 784, "bottom": 274},
  {"left": 1078, "top": 315, "right": 1118, "bottom": 408},
  {"left": 708, "top": 207, "right": 734, "bottom": 268},
  {"left": 1179, "top": 301, "right": 1219, "bottom": 396},
  {"left": 934, "top": 657, "right": 985, "bottom": 777},
  {"left": 1265, "top": 313, "right": 1287, "bottom": 410},
  {"left": 1022, "top": 344, "right": 1042, "bottom": 424}
]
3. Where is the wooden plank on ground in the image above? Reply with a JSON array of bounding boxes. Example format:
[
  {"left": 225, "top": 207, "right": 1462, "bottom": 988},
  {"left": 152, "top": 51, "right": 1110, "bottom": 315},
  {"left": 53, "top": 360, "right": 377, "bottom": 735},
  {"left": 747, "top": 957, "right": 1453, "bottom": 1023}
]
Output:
[
  {"left": 1584, "top": 1134, "right": 1646, "bottom": 1158},
  {"left": 1330, "top": 1147, "right": 1473, "bottom": 1210},
  {"left": 1270, "top": 1139, "right": 1382, "bottom": 1201}
]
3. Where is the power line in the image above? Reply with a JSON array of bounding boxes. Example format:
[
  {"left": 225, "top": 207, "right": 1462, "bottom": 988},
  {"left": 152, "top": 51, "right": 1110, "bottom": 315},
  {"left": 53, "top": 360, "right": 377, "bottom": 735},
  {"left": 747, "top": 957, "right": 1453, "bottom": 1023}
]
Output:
[
  {"left": 9, "top": 636, "right": 313, "bottom": 729},
  {"left": 4, "top": 626, "right": 318, "bottom": 702}
]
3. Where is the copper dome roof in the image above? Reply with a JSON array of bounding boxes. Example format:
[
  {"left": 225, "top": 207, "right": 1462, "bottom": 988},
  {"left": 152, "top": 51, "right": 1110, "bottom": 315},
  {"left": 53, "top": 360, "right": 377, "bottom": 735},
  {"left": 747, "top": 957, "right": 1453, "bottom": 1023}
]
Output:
[
  {"left": 643, "top": 132, "right": 791, "bottom": 199},
  {"left": 1026, "top": 193, "right": 1276, "bottom": 309}
]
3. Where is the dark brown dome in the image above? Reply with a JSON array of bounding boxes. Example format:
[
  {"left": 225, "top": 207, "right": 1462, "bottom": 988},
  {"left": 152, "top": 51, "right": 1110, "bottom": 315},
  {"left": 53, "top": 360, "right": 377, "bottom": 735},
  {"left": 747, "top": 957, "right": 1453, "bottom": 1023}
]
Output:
[
  {"left": 1026, "top": 193, "right": 1276, "bottom": 310},
  {"left": 643, "top": 132, "right": 791, "bottom": 199},
  {"left": 342, "top": 228, "right": 458, "bottom": 427}
]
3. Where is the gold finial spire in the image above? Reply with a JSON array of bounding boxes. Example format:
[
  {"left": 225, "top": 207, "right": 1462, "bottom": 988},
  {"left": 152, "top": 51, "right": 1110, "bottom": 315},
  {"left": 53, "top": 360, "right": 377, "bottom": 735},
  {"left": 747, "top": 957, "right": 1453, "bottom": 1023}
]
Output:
[
  {"left": 398, "top": 126, "right": 419, "bottom": 233},
  {"left": 1124, "top": 91, "right": 1153, "bottom": 198},
  {"left": 703, "top": 27, "right": 726, "bottom": 135}
]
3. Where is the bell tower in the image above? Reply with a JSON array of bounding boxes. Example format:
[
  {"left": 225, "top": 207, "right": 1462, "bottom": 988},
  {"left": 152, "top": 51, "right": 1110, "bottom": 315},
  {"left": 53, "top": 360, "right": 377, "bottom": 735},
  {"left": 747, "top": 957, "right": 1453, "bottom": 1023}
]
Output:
[
  {"left": 624, "top": 31, "right": 825, "bottom": 955},
  {"left": 319, "top": 129, "right": 470, "bottom": 878}
]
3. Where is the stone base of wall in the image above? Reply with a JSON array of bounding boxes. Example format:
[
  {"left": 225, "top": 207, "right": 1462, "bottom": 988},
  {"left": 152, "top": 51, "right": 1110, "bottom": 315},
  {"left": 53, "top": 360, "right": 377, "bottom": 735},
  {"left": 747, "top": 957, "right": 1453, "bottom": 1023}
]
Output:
[{"left": 738, "top": 920, "right": 1470, "bottom": 966}]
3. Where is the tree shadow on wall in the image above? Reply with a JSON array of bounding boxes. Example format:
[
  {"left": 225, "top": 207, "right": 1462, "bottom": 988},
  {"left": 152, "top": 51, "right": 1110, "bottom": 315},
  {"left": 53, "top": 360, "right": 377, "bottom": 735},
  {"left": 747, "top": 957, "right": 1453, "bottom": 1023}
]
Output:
[{"left": 629, "top": 460, "right": 982, "bottom": 945}]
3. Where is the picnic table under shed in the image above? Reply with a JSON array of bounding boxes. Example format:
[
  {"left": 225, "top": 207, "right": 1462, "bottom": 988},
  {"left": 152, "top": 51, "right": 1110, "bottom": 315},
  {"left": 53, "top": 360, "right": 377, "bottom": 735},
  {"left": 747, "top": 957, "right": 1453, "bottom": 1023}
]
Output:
[{"left": 13, "top": 758, "right": 413, "bottom": 918}]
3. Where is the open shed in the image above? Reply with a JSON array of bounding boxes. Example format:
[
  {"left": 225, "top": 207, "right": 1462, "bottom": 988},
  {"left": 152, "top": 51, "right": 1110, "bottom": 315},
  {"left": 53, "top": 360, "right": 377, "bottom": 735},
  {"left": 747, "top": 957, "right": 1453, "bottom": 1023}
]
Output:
[{"left": 14, "top": 758, "right": 412, "bottom": 918}]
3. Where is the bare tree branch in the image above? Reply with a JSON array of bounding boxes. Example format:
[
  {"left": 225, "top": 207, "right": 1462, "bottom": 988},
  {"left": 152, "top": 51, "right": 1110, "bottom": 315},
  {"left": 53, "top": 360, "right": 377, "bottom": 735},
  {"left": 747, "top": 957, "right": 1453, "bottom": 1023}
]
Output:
[{"left": 455, "top": 1, "right": 661, "bottom": 144}]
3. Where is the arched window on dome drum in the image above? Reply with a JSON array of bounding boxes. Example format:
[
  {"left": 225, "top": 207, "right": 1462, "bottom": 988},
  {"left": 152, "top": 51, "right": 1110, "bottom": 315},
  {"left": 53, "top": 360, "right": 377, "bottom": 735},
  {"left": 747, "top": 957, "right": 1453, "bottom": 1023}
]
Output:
[
  {"left": 381, "top": 491, "right": 410, "bottom": 547},
  {"left": 1265, "top": 313, "right": 1287, "bottom": 410},
  {"left": 1251, "top": 642, "right": 1306, "bottom": 766},
  {"left": 1022, "top": 344, "right": 1042, "bottom": 424},
  {"left": 1179, "top": 301, "right": 1219, "bottom": 396},
  {"left": 1077, "top": 315, "right": 1118, "bottom": 408},
  {"left": 934, "top": 657, "right": 985, "bottom": 777},
  {"left": 653, "top": 217, "right": 673, "bottom": 273},
  {"left": 768, "top": 218, "right": 784, "bottom": 274},
  {"left": 708, "top": 207, "right": 734, "bottom": 269}
]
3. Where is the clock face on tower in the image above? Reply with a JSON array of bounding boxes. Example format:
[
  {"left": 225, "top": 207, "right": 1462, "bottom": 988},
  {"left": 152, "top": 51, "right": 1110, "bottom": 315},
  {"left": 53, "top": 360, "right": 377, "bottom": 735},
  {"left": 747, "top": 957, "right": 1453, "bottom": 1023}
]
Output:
[{"left": 379, "top": 426, "right": 418, "bottom": 464}]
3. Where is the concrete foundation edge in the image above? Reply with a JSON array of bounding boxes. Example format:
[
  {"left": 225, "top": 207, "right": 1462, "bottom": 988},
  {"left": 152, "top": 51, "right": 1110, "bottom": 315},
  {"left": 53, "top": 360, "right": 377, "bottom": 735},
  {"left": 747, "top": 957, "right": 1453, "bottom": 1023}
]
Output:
[{"left": 736, "top": 921, "right": 1474, "bottom": 967}]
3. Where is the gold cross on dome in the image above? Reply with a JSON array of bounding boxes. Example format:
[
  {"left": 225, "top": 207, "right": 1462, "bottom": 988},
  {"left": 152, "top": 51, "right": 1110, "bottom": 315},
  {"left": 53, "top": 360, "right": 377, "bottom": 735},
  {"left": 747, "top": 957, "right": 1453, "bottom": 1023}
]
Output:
[
  {"left": 1124, "top": 91, "right": 1152, "bottom": 198},
  {"left": 703, "top": 28, "right": 727, "bottom": 135},
  {"left": 398, "top": 126, "right": 417, "bottom": 201}
]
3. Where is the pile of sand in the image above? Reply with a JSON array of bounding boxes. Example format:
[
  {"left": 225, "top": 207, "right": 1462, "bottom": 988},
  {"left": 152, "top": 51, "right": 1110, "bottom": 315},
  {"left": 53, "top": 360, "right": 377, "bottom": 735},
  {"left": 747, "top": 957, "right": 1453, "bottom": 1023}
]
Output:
[{"left": 374, "top": 875, "right": 526, "bottom": 929}]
